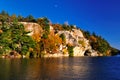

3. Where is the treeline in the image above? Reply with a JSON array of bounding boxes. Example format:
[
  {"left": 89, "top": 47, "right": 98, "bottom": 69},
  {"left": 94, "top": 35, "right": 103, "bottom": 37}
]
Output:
[
  {"left": 0, "top": 10, "right": 76, "bottom": 30},
  {"left": 0, "top": 10, "right": 37, "bottom": 23},
  {"left": 82, "top": 30, "right": 120, "bottom": 56}
]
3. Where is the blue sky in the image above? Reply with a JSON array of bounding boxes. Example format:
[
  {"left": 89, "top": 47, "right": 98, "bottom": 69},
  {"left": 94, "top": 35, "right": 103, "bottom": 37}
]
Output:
[{"left": 0, "top": 0, "right": 120, "bottom": 49}]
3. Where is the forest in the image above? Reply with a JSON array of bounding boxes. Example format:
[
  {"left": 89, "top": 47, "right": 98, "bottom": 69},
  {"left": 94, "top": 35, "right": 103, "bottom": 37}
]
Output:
[{"left": 0, "top": 11, "right": 119, "bottom": 58}]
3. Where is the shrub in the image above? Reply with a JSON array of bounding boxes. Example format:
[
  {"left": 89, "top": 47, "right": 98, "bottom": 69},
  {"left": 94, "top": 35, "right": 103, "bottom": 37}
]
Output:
[{"left": 67, "top": 45, "right": 74, "bottom": 57}]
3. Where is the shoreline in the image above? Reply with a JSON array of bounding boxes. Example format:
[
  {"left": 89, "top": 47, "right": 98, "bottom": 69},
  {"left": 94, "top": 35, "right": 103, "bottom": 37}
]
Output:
[{"left": 0, "top": 53, "right": 109, "bottom": 59}]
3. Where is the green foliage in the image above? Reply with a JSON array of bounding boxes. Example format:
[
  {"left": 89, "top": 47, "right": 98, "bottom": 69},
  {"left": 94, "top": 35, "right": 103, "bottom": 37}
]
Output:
[
  {"left": 111, "top": 47, "right": 120, "bottom": 56},
  {"left": 17, "top": 15, "right": 24, "bottom": 21},
  {"left": 91, "top": 35, "right": 110, "bottom": 54},
  {"left": 70, "top": 25, "right": 76, "bottom": 29},
  {"left": 82, "top": 30, "right": 91, "bottom": 39},
  {"left": 78, "top": 40, "right": 85, "bottom": 47},
  {"left": 37, "top": 17, "right": 50, "bottom": 35},
  {"left": 11, "top": 23, "right": 36, "bottom": 55},
  {"left": 0, "top": 20, "right": 36, "bottom": 56},
  {"left": 37, "top": 17, "right": 49, "bottom": 26},
  {"left": 82, "top": 30, "right": 112, "bottom": 55},
  {"left": 62, "top": 24, "right": 76, "bottom": 31},
  {"left": 25, "top": 15, "right": 36, "bottom": 22},
  {"left": 62, "top": 24, "right": 71, "bottom": 31},
  {"left": 59, "top": 33, "right": 66, "bottom": 43},
  {"left": 0, "top": 10, "right": 9, "bottom": 16},
  {"left": 44, "top": 24, "right": 50, "bottom": 33},
  {"left": 42, "top": 33, "right": 48, "bottom": 39},
  {"left": 67, "top": 45, "right": 74, "bottom": 57}
]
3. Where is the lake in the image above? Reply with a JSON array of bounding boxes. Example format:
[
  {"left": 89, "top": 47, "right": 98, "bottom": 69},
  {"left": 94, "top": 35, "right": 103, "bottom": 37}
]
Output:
[{"left": 0, "top": 56, "right": 120, "bottom": 80}]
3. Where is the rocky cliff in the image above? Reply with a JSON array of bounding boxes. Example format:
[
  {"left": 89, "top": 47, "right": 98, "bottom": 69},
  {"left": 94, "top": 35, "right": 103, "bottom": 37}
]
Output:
[
  {"left": 57, "top": 29, "right": 98, "bottom": 56},
  {"left": 20, "top": 22, "right": 43, "bottom": 42},
  {"left": 0, "top": 12, "right": 119, "bottom": 58},
  {"left": 21, "top": 22, "right": 98, "bottom": 57}
]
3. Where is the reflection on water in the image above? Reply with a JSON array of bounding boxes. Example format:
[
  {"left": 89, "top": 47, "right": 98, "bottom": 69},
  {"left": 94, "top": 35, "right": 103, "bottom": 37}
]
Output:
[{"left": 0, "top": 57, "right": 120, "bottom": 80}]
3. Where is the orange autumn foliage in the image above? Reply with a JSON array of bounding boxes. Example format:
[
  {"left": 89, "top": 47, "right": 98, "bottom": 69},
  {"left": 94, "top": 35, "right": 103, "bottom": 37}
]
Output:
[
  {"left": 32, "top": 33, "right": 41, "bottom": 42},
  {"left": 0, "top": 29, "right": 3, "bottom": 34},
  {"left": 42, "top": 32, "right": 62, "bottom": 53}
]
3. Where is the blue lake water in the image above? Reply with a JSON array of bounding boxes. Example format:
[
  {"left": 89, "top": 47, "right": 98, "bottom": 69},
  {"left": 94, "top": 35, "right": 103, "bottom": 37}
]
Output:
[{"left": 0, "top": 56, "right": 120, "bottom": 80}]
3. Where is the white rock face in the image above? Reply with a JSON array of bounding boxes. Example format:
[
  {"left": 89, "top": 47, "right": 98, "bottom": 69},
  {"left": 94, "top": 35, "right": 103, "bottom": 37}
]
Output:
[
  {"left": 20, "top": 22, "right": 43, "bottom": 36},
  {"left": 71, "top": 29, "right": 84, "bottom": 38},
  {"left": 90, "top": 50, "right": 98, "bottom": 56},
  {"left": 73, "top": 46, "right": 85, "bottom": 56},
  {"left": 50, "top": 25, "right": 54, "bottom": 31},
  {"left": 58, "top": 28, "right": 95, "bottom": 56},
  {"left": 58, "top": 29, "right": 83, "bottom": 43},
  {"left": 19, "top": 22, "right": 98, "bottom": 57},
  {"left": 53, "top": 24, "right": 99, "bottom": 56}
]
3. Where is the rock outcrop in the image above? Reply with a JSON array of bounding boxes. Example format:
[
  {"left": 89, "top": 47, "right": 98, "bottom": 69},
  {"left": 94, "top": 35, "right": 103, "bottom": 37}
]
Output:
[
  {"left": 20, "top": 22, "right": 98, "bottom": 57},
  {"left": 20, "top": 22, "right": 43, "bottom": 36},
  {"left": 57, "top": 29, "right": 97, "bottom": 56},
  {"left": 20, "top": 22, "right": 43, "bottom": 42}
]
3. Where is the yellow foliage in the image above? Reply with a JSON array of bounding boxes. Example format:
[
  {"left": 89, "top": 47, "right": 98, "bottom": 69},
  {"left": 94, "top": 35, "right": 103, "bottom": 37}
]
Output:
[
  {"left": 29, "top": 48, "right": 33, "bottom": 51},
  {"left": 0, "top": 30, "right": 3, "bottom": 34},
  {"left": 32, "top": 33, "right": 41, "bottom": 42},
  {"left": 106, "top": 50, "right": 111, "bottom": 56},
  {"left": 42, "top": 32, "right": 62, "bottom": 53},
  {"left": 63, "top": 49, "right": 68, "bottom": 54},
  {"left": 78, "top": 40, "right": 86, "bottom": 47}
]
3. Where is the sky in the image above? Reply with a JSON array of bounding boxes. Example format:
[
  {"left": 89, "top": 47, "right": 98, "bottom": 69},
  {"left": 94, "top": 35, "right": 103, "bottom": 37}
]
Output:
[{"left": 0, "top": 0, "right": 120, "bottom": 49}]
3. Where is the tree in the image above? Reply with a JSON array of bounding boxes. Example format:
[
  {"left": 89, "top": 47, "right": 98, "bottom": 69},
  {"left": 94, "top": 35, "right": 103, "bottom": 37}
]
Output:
[
  {"left": 59, "top": 33, "right": 66, "bottom": 44},
  {"left": 42, "top": 33, "right": 48, "bottom": 39},
  {"left": 10, "top": 14, "right": 17, "bottom": 22},
  {"left": 0, "top": 10, "right": 9, "bottom": 16},
  {"left": 52, "top": 24, "right": 63, "bottom": 31},
  {"left": 62, "top": 24, "right": 69, "bottom": 30},
  {"left": 67, "top": 45, "right": 74, "bottom": 57},
  {"left": 0, "top": 20, "right": 36, "bottom": 57},
  {"left": 22, "top": 15, "right": 36, "bottom": 22},
  {"left": 10, "top": 22, "right": 36, "bottom": 55},
  {"left": 111, "top": 47, "right": 120, "bottom": 56},
  {"left": 17, "top": 15, "right": 24, "bottom": 21},
  {"left": 37, "top": 17, "right": 50, "bottom": 27},
  {"left": 40, "top": 32, "right": 62, "bottom": 54},
  {"left": 82, "top": 30, "right": 91, "bottom": 39},
  {"left": 89, "top": 33, "right": 110, "bottom": 55},
  {"left": 37, "top": 17, "right": 50, "bottom": 35},
  {"left": 0, "top": 33, "right": 11, "bottom": 55}
]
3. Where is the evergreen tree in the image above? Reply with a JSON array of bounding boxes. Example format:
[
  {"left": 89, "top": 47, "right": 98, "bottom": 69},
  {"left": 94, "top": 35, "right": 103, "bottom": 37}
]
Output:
[{"left": 0, "top": 20, "right": 36, "bottom": 56}]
